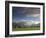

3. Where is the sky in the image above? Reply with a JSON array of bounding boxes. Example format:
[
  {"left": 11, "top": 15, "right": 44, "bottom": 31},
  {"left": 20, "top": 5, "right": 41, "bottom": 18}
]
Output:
[{"left": 12, "top": 7, "right": 40, "bottom": 22}]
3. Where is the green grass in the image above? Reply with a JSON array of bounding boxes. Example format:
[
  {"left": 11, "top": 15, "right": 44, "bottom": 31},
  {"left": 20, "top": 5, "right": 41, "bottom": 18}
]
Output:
[{"left": 12, "top": 26, "right": 40, "bottom": 31}]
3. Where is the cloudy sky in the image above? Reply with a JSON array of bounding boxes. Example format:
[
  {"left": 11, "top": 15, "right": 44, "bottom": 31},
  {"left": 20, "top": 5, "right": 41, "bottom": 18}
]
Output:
[{"left": 12, "top": 7, "right": 40, "bottom": 22}]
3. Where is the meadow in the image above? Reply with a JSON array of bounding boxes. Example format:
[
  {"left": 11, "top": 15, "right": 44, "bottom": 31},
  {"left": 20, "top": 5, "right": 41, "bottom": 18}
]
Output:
[{"left": 12, "top": 26, "right": 40, "bottom": 31}]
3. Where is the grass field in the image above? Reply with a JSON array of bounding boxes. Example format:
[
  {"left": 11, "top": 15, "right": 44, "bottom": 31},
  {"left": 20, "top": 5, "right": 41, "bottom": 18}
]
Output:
[{"left": 12, "top": 26, "right": 40, "bottom": 31}]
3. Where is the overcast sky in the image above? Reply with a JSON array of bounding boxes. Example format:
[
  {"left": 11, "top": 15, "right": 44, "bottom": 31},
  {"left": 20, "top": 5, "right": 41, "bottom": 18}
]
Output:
[{"left": 12, "top": 7, "right": 40, "bottom": 22}]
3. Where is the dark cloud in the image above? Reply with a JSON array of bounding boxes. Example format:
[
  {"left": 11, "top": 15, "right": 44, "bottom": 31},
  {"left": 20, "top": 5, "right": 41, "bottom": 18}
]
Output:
[
  {"left": 12, "top": 7, "right": 40, "bottom": 15},
  {"left": 23, "top": 7, "right": 40, "bottom": 15}
]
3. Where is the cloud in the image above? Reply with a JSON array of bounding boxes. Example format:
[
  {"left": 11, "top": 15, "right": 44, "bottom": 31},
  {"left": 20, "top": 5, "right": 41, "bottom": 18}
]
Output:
[
  {"left": 26, "top": 14, "right": 40, "bottom": 17},
  {"left": 24, "top": 8, "right": 40, "bottom": 15},
  {"left": 13, "top": 19, "right": 40, "bottom": 26}
]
